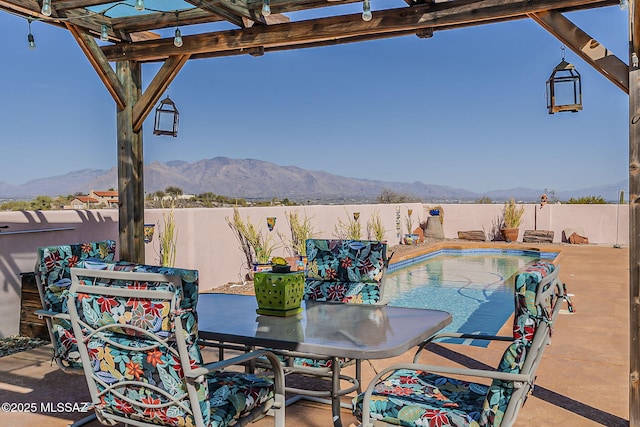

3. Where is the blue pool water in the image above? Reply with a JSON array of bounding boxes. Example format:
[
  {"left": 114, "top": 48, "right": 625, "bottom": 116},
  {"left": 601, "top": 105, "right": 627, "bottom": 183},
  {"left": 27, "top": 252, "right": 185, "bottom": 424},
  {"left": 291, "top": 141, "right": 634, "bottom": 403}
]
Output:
[{"left": 383, "top": 248, "right": 558, "bottom": 346}]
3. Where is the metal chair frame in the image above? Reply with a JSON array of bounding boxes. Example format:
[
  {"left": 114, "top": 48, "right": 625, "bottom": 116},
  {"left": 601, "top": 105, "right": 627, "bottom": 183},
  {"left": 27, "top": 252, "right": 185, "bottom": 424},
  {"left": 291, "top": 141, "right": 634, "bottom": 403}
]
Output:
[{"left": 68, "top": 267, "right": 285, "bottom": 427}]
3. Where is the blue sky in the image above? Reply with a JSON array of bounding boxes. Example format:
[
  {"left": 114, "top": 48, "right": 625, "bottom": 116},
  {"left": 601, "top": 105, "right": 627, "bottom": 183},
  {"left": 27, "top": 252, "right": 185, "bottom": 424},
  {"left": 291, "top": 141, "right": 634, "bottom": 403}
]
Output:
[{"left": 0, "top": 5, "right": 629, "bottom": 194}]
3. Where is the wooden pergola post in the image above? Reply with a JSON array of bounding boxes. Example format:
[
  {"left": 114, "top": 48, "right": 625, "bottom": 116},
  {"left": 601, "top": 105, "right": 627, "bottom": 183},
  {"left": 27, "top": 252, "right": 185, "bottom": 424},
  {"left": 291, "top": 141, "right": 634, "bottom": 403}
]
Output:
[
  {"left": 631, "top": 1, "right": 640, "bottom": 426},
  {"left": 116, "top": 60, "right": 145, "bottom": 263}
]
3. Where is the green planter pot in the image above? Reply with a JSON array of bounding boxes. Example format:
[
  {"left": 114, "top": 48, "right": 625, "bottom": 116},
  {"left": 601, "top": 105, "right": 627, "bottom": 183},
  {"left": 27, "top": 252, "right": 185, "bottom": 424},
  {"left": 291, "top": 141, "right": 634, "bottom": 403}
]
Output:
[{"left": 254, "top": 271, "right": 305, "bottom": 316}]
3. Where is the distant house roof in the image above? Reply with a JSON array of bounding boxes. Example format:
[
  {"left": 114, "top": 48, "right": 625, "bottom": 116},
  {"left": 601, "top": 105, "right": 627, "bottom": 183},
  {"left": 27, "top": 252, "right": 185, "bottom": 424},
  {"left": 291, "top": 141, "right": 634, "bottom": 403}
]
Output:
[
  {"left": 92, "top": 191, "right": 119, "bottom": 197},
  {"left": 75, "top": 196, "right": 99, "bottom": 203}
]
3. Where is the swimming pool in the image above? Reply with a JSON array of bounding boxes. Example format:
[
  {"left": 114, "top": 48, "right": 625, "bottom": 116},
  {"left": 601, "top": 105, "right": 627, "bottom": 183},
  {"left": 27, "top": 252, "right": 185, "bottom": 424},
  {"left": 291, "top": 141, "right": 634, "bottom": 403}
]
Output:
[{"left": 383, "top": 248, "right": 558, "bottom": 346}]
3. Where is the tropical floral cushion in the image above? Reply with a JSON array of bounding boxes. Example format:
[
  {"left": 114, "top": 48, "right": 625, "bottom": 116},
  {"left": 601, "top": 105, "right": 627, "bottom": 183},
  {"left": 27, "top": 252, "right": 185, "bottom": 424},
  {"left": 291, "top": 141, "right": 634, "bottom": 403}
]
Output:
[
  {"left": 72, "top": 273, "right": 275, "bottom": 427},
  {"left": 352, "top": 369, "right": 486, "bottom": 427},
  {"left": 292, "top": 356, "right": 342, "bottom": 369},
  {"left": 35, "top": 240, "right": 117, "bottom": 367},
  {"left": 36, "top": 240, "right": 117, "bottom": 314},
  {"left": 352, "top": 261, "right": 557, "bottom": 427},
  {"left": 293, "top": 239, "right": 388, "bottom": 369},
  {"left": 207, "top": 372, "right": 276, "bottom": 427},
  {"left": 304, "top": 239, "right": 387, "bottom": 304},
  {"left": 304, "top": 280, "right": 381, "bottom": 304}
]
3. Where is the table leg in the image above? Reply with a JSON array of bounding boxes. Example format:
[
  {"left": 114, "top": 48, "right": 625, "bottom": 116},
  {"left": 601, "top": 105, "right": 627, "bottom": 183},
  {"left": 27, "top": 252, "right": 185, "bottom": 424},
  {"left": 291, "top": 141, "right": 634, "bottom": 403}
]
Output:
[{"left": 331, "top": 356, "right": 343, "bottom": 427}]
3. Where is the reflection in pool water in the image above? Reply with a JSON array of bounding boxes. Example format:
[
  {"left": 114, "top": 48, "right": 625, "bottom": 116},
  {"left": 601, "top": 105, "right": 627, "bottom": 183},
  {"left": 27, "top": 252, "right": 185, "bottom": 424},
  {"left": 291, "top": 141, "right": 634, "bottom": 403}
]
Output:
[{"left": 383, "top": 249, "right": 558, "bottom": 346}]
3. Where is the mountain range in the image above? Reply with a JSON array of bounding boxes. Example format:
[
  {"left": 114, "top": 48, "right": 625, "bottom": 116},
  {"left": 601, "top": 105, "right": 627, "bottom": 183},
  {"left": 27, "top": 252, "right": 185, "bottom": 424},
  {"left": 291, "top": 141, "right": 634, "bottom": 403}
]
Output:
[{"left": 0, "top": 157, "right": 628, "bottom": 203}]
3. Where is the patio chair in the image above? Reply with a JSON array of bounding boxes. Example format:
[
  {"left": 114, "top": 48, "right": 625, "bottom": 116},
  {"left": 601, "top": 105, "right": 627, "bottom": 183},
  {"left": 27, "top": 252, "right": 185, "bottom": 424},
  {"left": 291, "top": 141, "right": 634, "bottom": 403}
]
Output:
[
  {"left": 278, "top": 239, "right": 392, "bottom": 404},
  {"left": 67, "top": 267, "right": 285, "bottom": 427},
  {"left": 34, "top": 240, "right": 117, "bottom": 373},
  {"left": 33, "top": 240, "right": 117, "bottom": 427},
  {"left": 34, "top": 241, "right": 203, "bottom": 426},
  {"left": 352, "top": 261, "right": 569, "bottom": 427}
]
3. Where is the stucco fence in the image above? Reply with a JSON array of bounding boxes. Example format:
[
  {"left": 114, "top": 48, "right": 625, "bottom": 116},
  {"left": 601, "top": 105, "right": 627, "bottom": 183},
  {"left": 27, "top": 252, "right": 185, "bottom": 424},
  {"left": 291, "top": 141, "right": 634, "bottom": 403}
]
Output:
[{"left": 0, "top": 203, "right": 628, "bottom": 337}]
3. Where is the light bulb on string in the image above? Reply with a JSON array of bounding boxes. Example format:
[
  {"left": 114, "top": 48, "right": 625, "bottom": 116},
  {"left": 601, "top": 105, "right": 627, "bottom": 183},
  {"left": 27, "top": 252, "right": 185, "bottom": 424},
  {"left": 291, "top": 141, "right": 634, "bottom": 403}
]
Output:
[
  {"left": 174, "top": 28, "right": 183, "bottom": 47},
  {"left": 27, "top": 19, "right": 36, "bottom": 50},
  {"left": 362, "top": 0, "right": 372, "bottom": 22},
  {"left": 101, "top": 24, "right": 109, "bottom": 41},
  {"left": 262, "top": 0, "right": 271, "bottom": 17},
  {"left": 620, "top": 0, "right": 628, "bottom": 10},
  {"left": 173, "top": 13, "right": 183, "bottom": 48},
  {"left": 41, "top": 0, "right": 52, "bottom": 16},
  {"left": 135, "top": 0, "right": 144, "bottom": 11}
]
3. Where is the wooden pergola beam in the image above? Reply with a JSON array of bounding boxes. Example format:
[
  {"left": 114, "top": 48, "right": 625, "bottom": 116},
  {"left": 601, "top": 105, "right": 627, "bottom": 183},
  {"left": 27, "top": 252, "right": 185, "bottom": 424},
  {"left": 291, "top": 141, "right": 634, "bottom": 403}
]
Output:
[
  {"left": 101, "top": 0, "right": 617, "bottom": 62},
  {"left": 65, "top": 22, "right": 127, "bottom": 110},
  {"left": 132, "top": 54, "right": 190, "bottom": 133},
  {"left": 52, "top": 0, "right": 112, "bottom": 11},
  {"left": 529, "top": 10, "right": 628, "bottom": 93}
]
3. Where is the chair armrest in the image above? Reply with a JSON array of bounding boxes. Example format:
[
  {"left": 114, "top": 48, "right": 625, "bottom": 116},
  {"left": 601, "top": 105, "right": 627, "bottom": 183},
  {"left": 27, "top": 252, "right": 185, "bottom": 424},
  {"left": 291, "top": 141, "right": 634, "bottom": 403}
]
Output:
[
  {"left": 358, "top": 362, "right": 532, "bottom": 427},
  {"left": 34, "top": 309, "right": 70, "bottom": 320},
  {"left": 186, "top": 349, "right": 285, "bottom": 405},
  {"left": 385, "top": 251, "right": 394, "bottom": 268},
  {"left": 413, "top": 332, "right": 513, "bottom": 362}
]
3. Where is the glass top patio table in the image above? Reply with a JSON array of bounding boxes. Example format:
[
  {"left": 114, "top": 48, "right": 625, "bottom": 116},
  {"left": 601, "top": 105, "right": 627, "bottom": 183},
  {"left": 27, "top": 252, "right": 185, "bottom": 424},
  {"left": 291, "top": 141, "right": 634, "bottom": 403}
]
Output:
[{"left": 197, "top": 293, "right": 452, "bottom": 361}]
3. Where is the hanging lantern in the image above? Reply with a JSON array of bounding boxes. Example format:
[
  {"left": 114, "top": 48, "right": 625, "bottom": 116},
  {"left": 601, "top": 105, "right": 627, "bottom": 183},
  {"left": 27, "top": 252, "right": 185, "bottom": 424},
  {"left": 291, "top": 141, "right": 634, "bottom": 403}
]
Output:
[
  {"left": 154, "top": 96, "right": 179, "bottom": 137},
  {"left": 546, "top": 47, "right": 582, "bottom": 114}
]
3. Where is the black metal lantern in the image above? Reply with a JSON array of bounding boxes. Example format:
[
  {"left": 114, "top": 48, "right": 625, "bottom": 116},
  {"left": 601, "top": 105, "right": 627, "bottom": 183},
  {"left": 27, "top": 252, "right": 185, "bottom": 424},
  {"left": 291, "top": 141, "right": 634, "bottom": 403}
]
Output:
[
  {"left": 546, "top": 58, "right": 582, "bottom": 115},
  {"left": 153, "top": 96, "right": 179, "bottom": 137}
]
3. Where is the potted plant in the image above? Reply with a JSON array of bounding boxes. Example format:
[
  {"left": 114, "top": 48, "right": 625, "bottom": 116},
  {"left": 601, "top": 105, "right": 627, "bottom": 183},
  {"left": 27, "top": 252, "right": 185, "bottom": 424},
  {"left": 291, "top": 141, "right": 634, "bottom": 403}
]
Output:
[
  {"left": 403, "top": 209, "right": 418, "bottom": 244},
  {"left": 501, "top": 198, "right": 525, "bottom": 242},
  {"left": 253, "top": 257, "right": 305, "bottom": 316},
  {"left": 226, "top": 208, "right": 279, "bottom": 277},
  {"left": 429, "top": 205, "right": 444, "bottom": 224}
]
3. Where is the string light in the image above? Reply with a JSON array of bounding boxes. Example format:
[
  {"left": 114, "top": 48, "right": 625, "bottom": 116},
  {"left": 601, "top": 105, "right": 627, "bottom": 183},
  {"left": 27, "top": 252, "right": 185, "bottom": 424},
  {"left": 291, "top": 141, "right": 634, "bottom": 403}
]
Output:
[
  {"left": 620, "top": 0, "right": 628, "bottom": 10},
  {"left": 262, "top": 0, "right": 271, "bottom": 17},
  {"left": 27, "top": 19, "right": 36, "bottom": 50},
  {"left": 362, "top": 0, "right": 372, "bottom": 22},
  {"left": 101, "top": 24, "right": 109, "bottom": 41},
  {"left": 174, "top": 13, "right": 183, "bottom": 47},
  {"left": 135, "top": 0, "right": 144, "bottom": 11},
  {"left": 41, "top": 0, "right": 52, "bottom": 16}
]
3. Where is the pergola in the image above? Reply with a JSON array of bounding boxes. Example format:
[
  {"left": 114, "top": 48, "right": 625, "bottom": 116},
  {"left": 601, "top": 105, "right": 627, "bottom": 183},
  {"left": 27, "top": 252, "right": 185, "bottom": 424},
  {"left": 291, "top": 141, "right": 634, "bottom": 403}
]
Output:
[{"left": 1, "top": 0, "right": 637, "bottom": 422}]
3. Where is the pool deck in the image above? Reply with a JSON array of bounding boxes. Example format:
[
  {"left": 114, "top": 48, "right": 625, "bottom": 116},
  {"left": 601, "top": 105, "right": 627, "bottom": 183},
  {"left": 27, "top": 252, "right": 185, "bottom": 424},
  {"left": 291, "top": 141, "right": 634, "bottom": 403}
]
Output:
[{"left": 0, "top": 242, "right": 629, "bottom": 427}]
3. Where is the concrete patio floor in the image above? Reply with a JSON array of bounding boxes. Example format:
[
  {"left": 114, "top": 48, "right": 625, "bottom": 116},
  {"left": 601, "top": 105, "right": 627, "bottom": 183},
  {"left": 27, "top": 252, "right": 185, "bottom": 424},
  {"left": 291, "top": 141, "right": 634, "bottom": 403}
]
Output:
[{"left": 0, "top": 243, "right": 629, "bottom": 427}]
